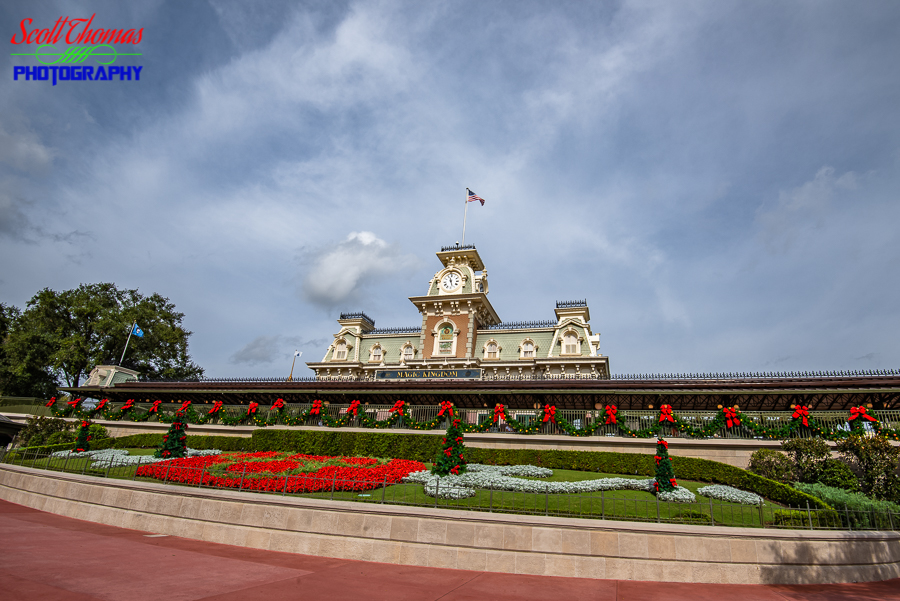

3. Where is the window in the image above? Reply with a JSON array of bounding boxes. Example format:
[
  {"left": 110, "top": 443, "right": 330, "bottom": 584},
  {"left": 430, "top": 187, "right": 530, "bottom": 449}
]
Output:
[
  {"left": 334, "top": 341, "right": 348, "bottom": 360},
  {"left": 487, "top": 342, "right": 498, "bottom": 359},
  {"left": 521, "top": 341, "right": 534, "bottom": 358},
  {"left": 371, "top": 346, "right": 382, "bottom": 362},
  {"left": 403, "top": 346, "right": 414, "bottom": 362},
  {"left": 439, "top": 325, "right": 454, "bottom": 354},
  {"left": 563, "top": 333, "right": 579, "bottom": 355}
]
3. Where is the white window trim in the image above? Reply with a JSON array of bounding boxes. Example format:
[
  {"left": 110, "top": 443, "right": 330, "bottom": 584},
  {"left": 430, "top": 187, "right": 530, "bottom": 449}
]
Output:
[
  {"left": 401, "top": 343, "right": 415, "bottom": 363},
  {"left": 560, "top": 328, "right": 583, "bottom": 356},
  {"left": 369, "top": 344, "right": 384, "bottom": 363},
  {"left": 519, "top": 338, "right": 537, "bottom": 360},
  {"left": 483, "top": 338, "right": 502, "bottom": 361},
  {"left": 332, "top": 338, "right": 351, "bottom": 361}
]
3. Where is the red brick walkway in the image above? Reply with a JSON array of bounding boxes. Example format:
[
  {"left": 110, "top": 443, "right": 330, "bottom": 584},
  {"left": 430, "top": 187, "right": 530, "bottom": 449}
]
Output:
[{"left": 1, "top": 499, "right": 897, "bottom": 600}]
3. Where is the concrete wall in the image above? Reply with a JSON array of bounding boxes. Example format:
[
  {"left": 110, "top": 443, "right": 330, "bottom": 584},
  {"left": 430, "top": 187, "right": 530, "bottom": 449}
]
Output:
[{"left": 2, "top": 464, "right": 899, "bottom": 585}]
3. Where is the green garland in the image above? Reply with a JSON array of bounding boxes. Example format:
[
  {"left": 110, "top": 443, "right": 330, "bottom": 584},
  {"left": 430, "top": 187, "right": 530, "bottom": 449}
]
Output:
[{"left": 42, "top": 396, "right": 900, "bottom": 441}]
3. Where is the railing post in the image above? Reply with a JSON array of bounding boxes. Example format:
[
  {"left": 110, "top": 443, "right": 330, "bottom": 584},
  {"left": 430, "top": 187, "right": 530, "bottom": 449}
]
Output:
[
  {"left": 434, "top": 479, "right": 439, "bottom": 508},
  {"left": 282, "top": 475, "right": 289, "bottom": 496},
  {"left": 62, "top": 451, "right": 71, "bottom": 474},
  {"left": 601, "top": 490, "right": 605, "bottom": 520},
  {"left": 489, "top": 483, "right": 493, "bottom": 512},
  {"left": 845, "top": 505, "right": 852, "bottom": 531},
  {"left": 31, "top": 447, "right": 39, "bottom": 469},
  {"left": 239, "top": 464, "right": 247, "bottom": 491},
  {"left": 806, "top": 501, "right": 813, "bottom": 530},
  {"left": 164, "top": 461, "right": 172, "bottom": 484},
  {"left": 198, "top": 463, "right": 206, "bottom": 488},
  {"left": 656, "top": 496, "right": 661, "bottom": 523},
  {"left": 381, "top": 475, "right": 387, "bottom": 504},
  {"left": 105, "top": 454, "right": 114, "bottom": 478},
  {"left": 758, "top": 502, "right": 765, "bottom": 528},
  {"left": 330, "top": 471, "right": 337, "bottom": 500},
  {"left": 545, "top": 483, "right": 549, "bottom": 516},
  {"left": 709, "top": 497, "right": 715, "bottom": 526}
]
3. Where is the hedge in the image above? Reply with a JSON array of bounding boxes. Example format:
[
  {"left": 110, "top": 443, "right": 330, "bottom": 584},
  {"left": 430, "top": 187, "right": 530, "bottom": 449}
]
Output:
[{"left": 90, "top": 434, "right": 252, "bottom": 452}]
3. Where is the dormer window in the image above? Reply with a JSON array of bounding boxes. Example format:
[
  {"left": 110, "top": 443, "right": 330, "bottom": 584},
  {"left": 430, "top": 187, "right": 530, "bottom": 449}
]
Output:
[
  {"left": 370, "top": 345, "right": 383, "bottom": 363},
  {"left": 333, "top": 340, "right": 348, "bottom": 361},
  {"left": 402, "top": 345, "right": 414, "bottom": 362},
  {"left": 562, "top": 331, "right": 581, "bottom": 355},
  {"left": 520, "top": 340, "right": 535, "bottom": 359},
  {"left": 484, "top": 340, "right": 500, "bottom": 360}
]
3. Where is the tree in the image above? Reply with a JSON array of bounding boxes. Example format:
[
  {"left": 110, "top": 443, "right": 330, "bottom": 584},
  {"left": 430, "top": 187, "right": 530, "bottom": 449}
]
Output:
[
  {"left": 781, "top": 437, "right": 831, "bottom": 483},
  {"left": 0, "top": 302, "right": 58, "bottom": 398},
  {"left": 432, "top": 417, "right": 467, "bottom": 476},
  {"left": 654, "top": 438, "right": 677, "bottom": 493},
  {"left": 155, "top": 412, "right": 188, "bottom": 459},
  {"left": 836, "top": 433, "right": 900, "bottom": 501},
  {"left": 2, "top": 283, "right": 203, "bottom": 394}
]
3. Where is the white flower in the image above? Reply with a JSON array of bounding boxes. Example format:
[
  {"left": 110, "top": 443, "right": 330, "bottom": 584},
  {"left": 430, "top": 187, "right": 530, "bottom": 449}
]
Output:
[{"left": 697, "top": 484, "right": 762, "bottom": 505}]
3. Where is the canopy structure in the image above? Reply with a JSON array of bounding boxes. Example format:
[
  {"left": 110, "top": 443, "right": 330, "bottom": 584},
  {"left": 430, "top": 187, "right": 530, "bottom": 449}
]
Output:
[{"left": 64, "top": 372, "right": 900, "bottom": 411}]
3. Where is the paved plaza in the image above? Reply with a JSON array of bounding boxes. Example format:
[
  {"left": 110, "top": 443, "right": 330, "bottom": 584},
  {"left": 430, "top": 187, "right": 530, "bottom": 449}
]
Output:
[{"left": 2, "top": 499, "right": 898, "bottom": 600}]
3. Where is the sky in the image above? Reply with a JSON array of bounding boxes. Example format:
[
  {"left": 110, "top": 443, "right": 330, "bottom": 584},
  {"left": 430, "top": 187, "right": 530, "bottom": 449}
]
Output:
[{"left": 2, "top": 0, "right": 900, "bottom": 379}]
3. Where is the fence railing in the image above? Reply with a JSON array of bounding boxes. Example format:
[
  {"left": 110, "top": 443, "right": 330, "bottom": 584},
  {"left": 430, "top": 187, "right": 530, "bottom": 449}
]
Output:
[
  {"left": 4, "top": 399, "right": 900, "bottom": 440},
  {"left": 2, "top": 447, "right": 895, "bottom": 532}
]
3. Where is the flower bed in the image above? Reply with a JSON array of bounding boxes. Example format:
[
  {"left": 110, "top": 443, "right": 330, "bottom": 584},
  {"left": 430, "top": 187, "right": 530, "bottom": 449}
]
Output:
[
  {"left": 135, "top": 451, "right": 425, "bottom": 493},
  {"left": 404, "top": 464, "right": 698, "bottom": 501},
  {"left": 697, "top": 484, "right": 763, "bottom": 505}
]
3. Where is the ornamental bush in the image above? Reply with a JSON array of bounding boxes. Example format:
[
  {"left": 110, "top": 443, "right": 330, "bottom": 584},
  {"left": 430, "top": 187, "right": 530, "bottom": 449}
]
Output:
[
  {"left": 432, "top": 418, "right": 468, "bottom": 476},
  {"left": 835, "top": 433, "right": 900, "bottom": 501},
  {"left": 748, "top": 449, "right": 794, "bottom": 485},
  {"left": 815, "top": 458, "right": 859, "bottom": 492},
  {"left": 781, "top": 437, "right": 830, "bottom": 483},
  {"left": 74, "top": 420, "right": 92, "bottom": 452},
  {"left": 18, "top": 416, "right": 72, "bottom": 448}
]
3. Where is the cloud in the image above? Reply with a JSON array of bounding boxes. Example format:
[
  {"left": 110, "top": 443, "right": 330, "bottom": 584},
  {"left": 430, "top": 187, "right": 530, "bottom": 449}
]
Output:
[
  {"left": 230, "top": 334, "right": 327, "bottom": 366},
  {"left": 756, "top": 166, "right": 859, "bottom": 253},
  {"left": 302, "top": 232, "right": 419, "bottom": 309},
  {"left": 0, "top": 123, "right": 54, "bottom": 174}
]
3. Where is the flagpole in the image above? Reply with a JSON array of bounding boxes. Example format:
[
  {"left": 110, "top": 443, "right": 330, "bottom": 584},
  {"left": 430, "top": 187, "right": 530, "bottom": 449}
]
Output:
[
  {"left": 119, "top": 321, "right": 136, "bottom": 365},
  {"left": 462, "top": 188, "right": 469, "bottom": 245},
  {"left": 288, "top": 353, "right": 297, "bottom": 381}
]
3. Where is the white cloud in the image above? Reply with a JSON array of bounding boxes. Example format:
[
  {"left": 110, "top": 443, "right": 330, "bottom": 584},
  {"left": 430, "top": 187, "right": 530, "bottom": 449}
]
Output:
[{"left": 302, "top": 231, "right": 419, "bottom": 308}]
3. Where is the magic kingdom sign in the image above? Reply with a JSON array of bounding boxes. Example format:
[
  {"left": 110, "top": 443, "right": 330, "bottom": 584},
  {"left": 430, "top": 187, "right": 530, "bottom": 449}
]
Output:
[{"left": 375, "top": 369, "right": 482, "bottom": 380}]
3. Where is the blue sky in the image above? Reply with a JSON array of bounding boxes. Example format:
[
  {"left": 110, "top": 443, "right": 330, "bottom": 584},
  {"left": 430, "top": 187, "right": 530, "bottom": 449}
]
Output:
[{"left": 2, "top": 1, "right": 900, "bottom": 378}]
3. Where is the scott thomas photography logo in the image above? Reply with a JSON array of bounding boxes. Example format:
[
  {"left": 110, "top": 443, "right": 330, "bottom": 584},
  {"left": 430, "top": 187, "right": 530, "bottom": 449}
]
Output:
[{"left": 11, "top": 13, "right": 144, "bottom": 85}]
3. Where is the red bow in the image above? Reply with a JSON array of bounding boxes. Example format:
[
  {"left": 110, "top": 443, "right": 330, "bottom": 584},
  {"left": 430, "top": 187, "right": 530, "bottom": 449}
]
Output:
[
  {"left": 658, "top": 405, "right": 675, "bottom": 423},
  {"left": 345, "top": 400, "right": 360, "bottom": 415},
  {"left": 654, "top": 455, "right": 661, "bottom": 466},
  {"left": 604, "top": 405, "right": 617, "bottom": 425},
  {"left": 792, "top": 405, "right": 810, "bottom": 427},
  {"left": 542, "top": 404, "right": 557, "bottom": 423},
  {"left": 390, "top": 400, "right": 405, "bottom": 414},
  {"left": 450, "top": 465, "right": 460, "bottom": 475},
  {"left": 437, "top": 401, "right": 454, "bottom": 417},
  {"left": 849, "top": 406, "right": 876, "bottom": 422},
  {"left": 179, "top": 400, "right": 191, "bottom": 412},
  {"left": 273, "top": 398, "right": 285, "bottom": 410},
  {"left": 148, "top": 400, "right": 162, "bottom": 413},
  {"left": 247, "top": 402, "right": 259, "bottom": 415},
  {"left": 96, "top": 399, "right": 109, "bottom": 411},
  {"left": 122, "top": 399, "right": 135, "bottom": 410},
  {"left": 45, "top": 397, "right": 56, "bottom": 407},
  {"left": 309, "top": 400, "right": 323, "bottom": 415},
  {"left": 723, "top": 407, "right": 741, "bottom": 429},
  {"left": 444, "top": 448, "right": 452, "bottom": 456},
  {"left": 657, "top": 439, "right": 669, "bottom": 449},
  {"left": 492, "top": 404, "right": 505, "bottom": 423},
  {"left": 208, "top": 400, "right": 223, "bottom": 414},
  {"left": 67, "top": 398, "right": 81, "bottom": 408},
  {"left": 669, "top": 478, "right": 678, "bottom": 487}
]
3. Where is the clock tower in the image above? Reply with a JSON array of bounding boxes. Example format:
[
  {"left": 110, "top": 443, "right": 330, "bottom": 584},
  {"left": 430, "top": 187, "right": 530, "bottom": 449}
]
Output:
[{"left": 408, "top": 243, "right": 500, "bottom": 361}]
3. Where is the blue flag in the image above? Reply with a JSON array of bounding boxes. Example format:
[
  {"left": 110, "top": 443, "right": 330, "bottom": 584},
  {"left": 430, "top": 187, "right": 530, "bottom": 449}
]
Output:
[{"left": 132, "top": 324, "right": 144, "bottom": 338}]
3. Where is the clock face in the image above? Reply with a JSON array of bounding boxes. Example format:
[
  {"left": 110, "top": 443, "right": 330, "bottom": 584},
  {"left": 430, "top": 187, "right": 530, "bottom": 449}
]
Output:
[{"left": 440, "top": 272, "right": 461, "bottom": 291}]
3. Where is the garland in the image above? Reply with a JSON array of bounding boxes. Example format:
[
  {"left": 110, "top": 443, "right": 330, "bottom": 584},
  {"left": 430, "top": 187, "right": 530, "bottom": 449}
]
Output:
[{"left": 43, "top": 397, "right": 900, "bottom": 441}]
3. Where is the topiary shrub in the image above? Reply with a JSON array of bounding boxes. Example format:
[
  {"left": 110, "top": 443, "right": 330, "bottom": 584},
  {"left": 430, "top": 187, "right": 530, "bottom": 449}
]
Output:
[
  {"left": 815, "top": 458, "right": 859, "bottom": 492},
  {"left": 781, "top": 437, "right": 830, "bottom": 483},
  {"left": 748, "top": 448, "right": 794, "bottom": 484}
]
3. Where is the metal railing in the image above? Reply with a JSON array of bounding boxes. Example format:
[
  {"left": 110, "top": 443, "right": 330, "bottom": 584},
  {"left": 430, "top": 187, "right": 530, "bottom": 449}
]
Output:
[
  {"left": 4, "top": 399, "right": 900, "bottom": 440},
  {"left": 1, "top": 448, "right": 895, "bottom": 531}
]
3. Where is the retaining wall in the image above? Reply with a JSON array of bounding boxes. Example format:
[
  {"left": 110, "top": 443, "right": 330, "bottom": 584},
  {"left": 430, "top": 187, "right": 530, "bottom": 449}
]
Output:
[{"left": 2, "top": 464, "right": 899, "bottom": 585}]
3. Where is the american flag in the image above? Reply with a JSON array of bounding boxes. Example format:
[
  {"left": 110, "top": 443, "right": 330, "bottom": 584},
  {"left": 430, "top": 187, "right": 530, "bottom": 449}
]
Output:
[{"left": 467, "top": 188, "right": 485, "bottom": 205}]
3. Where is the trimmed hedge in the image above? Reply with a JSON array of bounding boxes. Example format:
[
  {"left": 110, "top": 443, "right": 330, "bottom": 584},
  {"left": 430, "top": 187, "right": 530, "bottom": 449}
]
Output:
[
  {"left": 90, "top": 434, "right": 252, "bottom": 452},
  {"left": 250, "top": 429, "right": 443, "bottom": 461}
]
